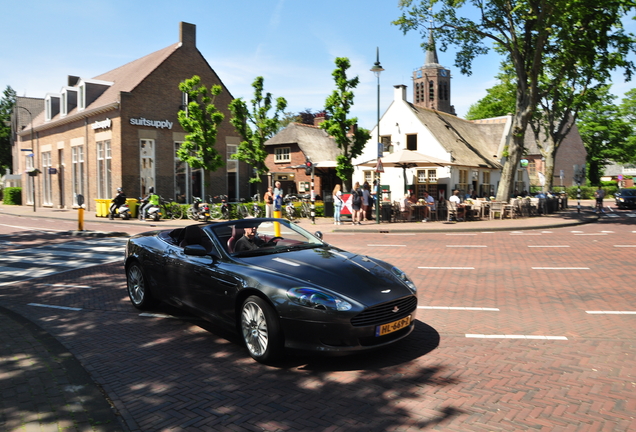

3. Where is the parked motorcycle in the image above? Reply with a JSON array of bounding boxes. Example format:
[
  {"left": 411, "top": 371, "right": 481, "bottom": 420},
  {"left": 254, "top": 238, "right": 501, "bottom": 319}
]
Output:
[
  {"left": 284, "top": 195, "right": 297, "bottom": 221},
  {"left": 138, "top": 197, "right": 162, "bottom": 221},
  {"left": 187, "top": 196, "right": 210, "bottom": 222}
]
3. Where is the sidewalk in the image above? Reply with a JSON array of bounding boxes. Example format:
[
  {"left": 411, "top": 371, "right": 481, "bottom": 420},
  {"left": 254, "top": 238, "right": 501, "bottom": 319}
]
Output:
[{"left": 1, "top": 200, "right": 601, "bottom": 235}]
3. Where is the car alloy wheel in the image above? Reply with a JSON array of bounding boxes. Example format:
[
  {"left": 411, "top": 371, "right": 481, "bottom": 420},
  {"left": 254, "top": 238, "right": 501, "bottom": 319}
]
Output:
[
  {"left": 126, "top": 262, "right": 155, "bottom": 309},
  {"left": 240, "top": 296, "right": 282, "bottom": 363}
]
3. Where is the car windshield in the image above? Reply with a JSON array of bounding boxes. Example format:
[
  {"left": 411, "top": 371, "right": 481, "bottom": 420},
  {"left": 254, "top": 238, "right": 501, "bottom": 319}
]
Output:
[
  {"left": 205, "top": 219, "right": 325, "bottom": 257},
  {"left": 620, "top": 189, "right": 636, "bottom": 196}
]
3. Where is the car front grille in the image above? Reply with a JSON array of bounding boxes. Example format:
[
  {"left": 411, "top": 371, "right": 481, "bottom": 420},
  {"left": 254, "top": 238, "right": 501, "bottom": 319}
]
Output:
[{"left": 351, "top": 295, "right": 417, "bottom": 327}]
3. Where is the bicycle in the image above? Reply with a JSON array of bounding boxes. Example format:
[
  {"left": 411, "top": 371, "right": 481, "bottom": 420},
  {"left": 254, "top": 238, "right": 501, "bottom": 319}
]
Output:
[
  {"left": 236, "top": 198, "right": 250, "bottom": 219},
  {"left": 209, "top": 195, "right": 230, "bottom": 220},
  {"left": 161, "top": 197, "right": 184, "bottom": 220},
  {"left": 299, "top": 194, "right": 312, "bottom": 219},
  {"left": 251, "top": 194, "right": 262, "bottom": 218}
]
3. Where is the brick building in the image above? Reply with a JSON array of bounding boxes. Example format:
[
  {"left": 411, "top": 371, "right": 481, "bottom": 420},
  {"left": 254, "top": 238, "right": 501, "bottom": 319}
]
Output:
[{"left": 12, "top": 22, "right": 248, "bottom": 211}]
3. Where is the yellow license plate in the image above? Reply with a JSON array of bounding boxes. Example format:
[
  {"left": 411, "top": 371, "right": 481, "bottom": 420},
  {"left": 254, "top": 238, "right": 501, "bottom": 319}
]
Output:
[{"left": 375, "top": 315, "right": 411, "bottom": 337}]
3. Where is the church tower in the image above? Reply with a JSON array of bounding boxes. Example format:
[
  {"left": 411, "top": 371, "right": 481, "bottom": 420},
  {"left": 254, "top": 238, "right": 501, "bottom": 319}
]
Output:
[{"left": 413, "top": 30, "right": 456, "bottom": 115}]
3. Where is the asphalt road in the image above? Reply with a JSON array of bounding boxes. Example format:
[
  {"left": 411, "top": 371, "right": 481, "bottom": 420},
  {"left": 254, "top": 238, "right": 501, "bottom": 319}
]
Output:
[{"left": 1, "top": 212, "right": 635, "bottom": 431}]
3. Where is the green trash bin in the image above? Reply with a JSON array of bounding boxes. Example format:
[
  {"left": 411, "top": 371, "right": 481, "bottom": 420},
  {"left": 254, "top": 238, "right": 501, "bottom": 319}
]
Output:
[
  {"left": 126, "top": 198, "right": 139, "bottom": 218},
  {"left": 95, "top": 199, "right": 109, "bottom": 217}
]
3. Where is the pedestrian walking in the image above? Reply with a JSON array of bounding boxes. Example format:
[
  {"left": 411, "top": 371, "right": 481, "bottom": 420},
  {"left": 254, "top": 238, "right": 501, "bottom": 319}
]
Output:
[{"left": 594, "top": 186, "right": 605, "bottom": 213}]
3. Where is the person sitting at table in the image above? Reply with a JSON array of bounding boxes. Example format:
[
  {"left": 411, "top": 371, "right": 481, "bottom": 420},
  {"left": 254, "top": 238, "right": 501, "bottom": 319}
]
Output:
[
  {"left": 450, "top": 190, "right": 466, "bottom": 221},
  {"left": 400, "top": 193, "right": 413, "bottom": 221},
  {"left": 422, "top": 191, "right": 436, "bottom": 221}
]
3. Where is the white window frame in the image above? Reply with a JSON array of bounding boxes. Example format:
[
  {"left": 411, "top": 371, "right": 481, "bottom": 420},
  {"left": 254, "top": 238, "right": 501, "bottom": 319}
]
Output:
[
  {"left": 42, "top": 152, "right": 52, "bottom": 205},
  {"left": 275, "top": 147, "right": 290, "bottom": 163},
  {"left": 97, "top": 140, "right": 112, "bottom": 199},
  {"left": 78, "top": 83, "right": 85, "bottom": 111},
  {"left": 72, "top": 146, "right": 85, "bottom": 207}
]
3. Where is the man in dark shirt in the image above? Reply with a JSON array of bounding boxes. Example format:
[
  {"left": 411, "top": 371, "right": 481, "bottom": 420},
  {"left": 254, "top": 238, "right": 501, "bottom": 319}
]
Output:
[{"left": 234, "top": 226, "right": 266, "bottom": 252}]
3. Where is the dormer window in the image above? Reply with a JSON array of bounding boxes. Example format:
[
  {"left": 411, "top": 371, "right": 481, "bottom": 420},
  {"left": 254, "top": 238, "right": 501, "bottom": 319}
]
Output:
[
  {"left": 78, "top": 83, "right": 86, "bottom": 111},
  {"left": 45, "top": 94, "right": 61, "bottom": 121},
  {"left": 60, "top": 87, "right": 77, "bottom": 116}
]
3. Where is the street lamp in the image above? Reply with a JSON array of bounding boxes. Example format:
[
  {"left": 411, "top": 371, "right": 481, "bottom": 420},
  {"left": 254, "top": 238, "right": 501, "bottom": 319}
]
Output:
[
  {"left": 16, "top": 106, "right": 36, "bottom": 212},
  {"left": 370, "top": 47, "right": 384, "bottom": 224}
]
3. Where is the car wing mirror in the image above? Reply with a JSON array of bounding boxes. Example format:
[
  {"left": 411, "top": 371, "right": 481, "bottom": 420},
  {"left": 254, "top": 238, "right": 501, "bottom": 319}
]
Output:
[{"left": 314, "top": 231, "right": 323, "bottom": 240}]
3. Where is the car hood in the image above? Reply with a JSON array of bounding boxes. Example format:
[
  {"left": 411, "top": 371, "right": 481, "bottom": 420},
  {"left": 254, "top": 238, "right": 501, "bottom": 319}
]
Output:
[{"left": 236, "top": 247, "right": 414, "bottom": 304}]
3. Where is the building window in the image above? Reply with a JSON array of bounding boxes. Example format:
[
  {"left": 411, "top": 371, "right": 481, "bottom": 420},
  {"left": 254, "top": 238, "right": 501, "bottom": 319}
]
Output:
[
  {"left": 515, "top": 169, "right": 525, "bottom": 194},
  {"left": 97, "top": 140, "right": 112, "bottom": 199},
  {"left": 72, "top": 146, "right": 85, "bottom": 206},
  {"left": 140, "top": 139, "right": 155, "bottom": 196},
  {"left": 380, "top": 136, "right": 392, "bottom": 153},
  {"left": 42, "top": 152, "right": 52, "bottom": 205},
  {"left": 429, "top": 80, "right": 435, "bottom": 101},
  {"left": 417, "top": 169, "right": 437, "bottom": 183},
  {"left": 227, "top": 143, "right": 238, "bottom": 202},
  {"left": 275, "top": 147, "right": 290, "bottom": 162},
  {"left": 457, "top": 169, "right": 468, "bottom": 193},
  {"left": 406, "top": 134, "right": 417, "bottom": 151}
]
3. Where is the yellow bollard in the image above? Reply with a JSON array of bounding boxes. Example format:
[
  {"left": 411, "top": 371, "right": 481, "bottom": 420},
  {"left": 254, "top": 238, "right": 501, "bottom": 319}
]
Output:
[
  {"left": 273, "top": 210, "right": 282, "bottom": 237},
  {"left": 78, "top": 207, "right": 84, "bottom": 231}
]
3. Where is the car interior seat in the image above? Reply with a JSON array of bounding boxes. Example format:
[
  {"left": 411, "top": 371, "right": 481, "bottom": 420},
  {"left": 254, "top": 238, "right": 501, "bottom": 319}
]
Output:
[
  {"left": 227, "top": 226, "right": 245, "bottom": 253},
  {"left": 179, "top": 225, "right": 213, "bottom": 253}
]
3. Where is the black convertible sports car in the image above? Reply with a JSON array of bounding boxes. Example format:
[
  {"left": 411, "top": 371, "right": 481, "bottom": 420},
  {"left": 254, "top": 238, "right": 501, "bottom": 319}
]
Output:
[
  {"left": 124, "top": 218, "right": 417, "bottom": 363},
  {"left": 614, "top": 188, "right": 636, "bottom": 209}
]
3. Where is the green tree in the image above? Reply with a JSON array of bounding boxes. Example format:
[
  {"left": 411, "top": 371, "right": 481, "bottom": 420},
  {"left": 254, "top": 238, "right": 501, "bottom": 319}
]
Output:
[
  {"left": 394, "top": 0, "right": 635, "bottom": 200},
  {"left": 228, "top": 76, "right": 287, "bottom": 183},
  {"left": 465, "top": 69, "right": 516, "bottom": 120},
  {"left": 0, "top": 86, "right": 17, "bottom": 172},
  {"left": 176, "top": 75, "right": 225, "bottom": 171},
  {"left": 577, "top": 86, "right": 634, "bottom": 185},
  {"left": 320, "top": 57, "right": 371, "bottom": 192}
]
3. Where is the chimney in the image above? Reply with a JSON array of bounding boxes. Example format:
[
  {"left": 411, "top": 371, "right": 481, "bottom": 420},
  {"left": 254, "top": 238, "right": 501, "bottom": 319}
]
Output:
[
  {"left": 394, "top": 84, "right": 407, "bottom": 102},
  {"left": 313, "top": 112, "right": 325, "bottom": 127},
  {"left": 180, "top": 22, "right": 196, "bottom": 47}
]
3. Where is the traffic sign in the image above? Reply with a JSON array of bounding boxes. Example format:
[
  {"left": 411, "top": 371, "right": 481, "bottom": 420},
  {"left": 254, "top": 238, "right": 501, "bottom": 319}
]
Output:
[{"left": 376, "top": 158, "right": 384, "bottom": 173}]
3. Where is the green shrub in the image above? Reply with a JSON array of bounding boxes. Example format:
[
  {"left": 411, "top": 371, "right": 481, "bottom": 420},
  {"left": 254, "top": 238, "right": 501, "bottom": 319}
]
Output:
[{"left": 3, "top": 187, "right": 22, "bottom": 205}]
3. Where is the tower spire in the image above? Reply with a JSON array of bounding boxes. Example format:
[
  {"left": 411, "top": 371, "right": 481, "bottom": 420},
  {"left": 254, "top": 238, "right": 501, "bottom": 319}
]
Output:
[{"left": 424, "top": 28, "right": 440, "bottom": 67}]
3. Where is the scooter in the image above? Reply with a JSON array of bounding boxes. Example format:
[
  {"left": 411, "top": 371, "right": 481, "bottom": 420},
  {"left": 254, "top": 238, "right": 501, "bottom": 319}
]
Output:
[
  {"left": 138, "top": 197, "right": 162, "bottom": 221},
  {"left": 284, "top": 195, "right": 297, "bottom": 221},
  {"left": 187, "top": 196, "right": 210, "bottom": 221},
  {"left": 109, "top": 202, "right": 131, "bottom": 220},
  {"left": 251, "top": 194, "right": 262, "bottom": 218}
]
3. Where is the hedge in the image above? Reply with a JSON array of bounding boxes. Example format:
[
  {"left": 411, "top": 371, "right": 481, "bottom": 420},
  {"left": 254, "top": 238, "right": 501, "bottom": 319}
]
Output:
[{"left": 3, "top": 187, "right": 22, "bottom": 205}]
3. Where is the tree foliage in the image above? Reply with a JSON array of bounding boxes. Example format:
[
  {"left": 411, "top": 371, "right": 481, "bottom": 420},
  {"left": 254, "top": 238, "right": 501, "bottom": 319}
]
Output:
[
  {"left": 320, "top": 57, "right": 371, "bottom": 192},
  {"left": 465, "top": 69, "right": 516, "bottom": 120},
  {"left": 577, "top": 86, "right": 634, "bottom": 186},
  {"left": 229, "top": 76, "right": 287, "bottom": 183},
  {"left": 0, "top": 86, "right": 17, "bottom": 172},
  {"left": 176, "top": 75, "right": 225, "bottom": 172},
  {"left": 394, "top": 0, "right": 636, "bottom": 200}
]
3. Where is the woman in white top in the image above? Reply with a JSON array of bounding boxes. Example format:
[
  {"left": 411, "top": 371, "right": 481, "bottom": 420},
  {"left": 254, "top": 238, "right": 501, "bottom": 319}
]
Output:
[{"left": 333, "top": 184, "right": 343, "bottom": 225}]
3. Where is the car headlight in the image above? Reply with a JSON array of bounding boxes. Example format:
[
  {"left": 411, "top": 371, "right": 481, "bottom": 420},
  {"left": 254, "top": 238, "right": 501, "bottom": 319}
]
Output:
[
  {"left": 392, "top": 266, "right": 417, "bottom": 293},
  {"left": 619, "top": 198, "right": 625, "bottom": 202},
  {"left": 287, "top": 287, "right": 352, "bottom": 311}
]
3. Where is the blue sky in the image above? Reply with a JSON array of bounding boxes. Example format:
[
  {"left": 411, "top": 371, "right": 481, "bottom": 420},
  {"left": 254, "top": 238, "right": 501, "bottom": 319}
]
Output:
[{"left": 2, "top": 0, "right": 634, "bottom": 129}]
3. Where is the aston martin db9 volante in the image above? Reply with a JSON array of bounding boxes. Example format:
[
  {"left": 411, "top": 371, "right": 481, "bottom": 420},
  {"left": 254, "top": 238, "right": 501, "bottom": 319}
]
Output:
[{"left": 124, "top": 218, "right": 417, "bottom": 363}]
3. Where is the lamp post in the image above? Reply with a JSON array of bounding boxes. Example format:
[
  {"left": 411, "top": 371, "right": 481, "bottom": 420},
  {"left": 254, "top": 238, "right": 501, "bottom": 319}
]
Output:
[
  {"left": 370, "top": 47, "right": 384, "bottom": 224},
  {"left": 16, "top": 106, "right": 36, "bottom": 212}
]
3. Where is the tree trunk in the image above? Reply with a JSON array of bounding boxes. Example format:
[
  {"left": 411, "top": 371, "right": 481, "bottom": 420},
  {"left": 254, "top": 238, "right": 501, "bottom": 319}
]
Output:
[{"left": 543, "top": 152, "right": 556, "bottom": 192}]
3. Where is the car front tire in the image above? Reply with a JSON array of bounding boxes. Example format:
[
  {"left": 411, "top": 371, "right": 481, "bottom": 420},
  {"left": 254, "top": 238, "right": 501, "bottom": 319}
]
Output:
[
  {"left": 240, "top": 296, "right": 283, "bottom": 363},
  {"left": 126, "top": 262, "right": 156, "bottom": 309}
]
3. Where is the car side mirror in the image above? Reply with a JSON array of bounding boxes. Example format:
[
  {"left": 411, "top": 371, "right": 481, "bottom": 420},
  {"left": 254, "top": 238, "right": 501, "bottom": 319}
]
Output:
[
  {"left": 314, "top": 231, "right": 323, "bottom": 240},
  {"left": 184, "top": 244, "right": 211, "bottom": 257}
]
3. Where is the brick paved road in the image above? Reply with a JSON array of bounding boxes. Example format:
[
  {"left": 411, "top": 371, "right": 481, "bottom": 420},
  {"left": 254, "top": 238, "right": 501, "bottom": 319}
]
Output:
[{"left": 1, "top": 216, "right": 635, "bottom": 431}]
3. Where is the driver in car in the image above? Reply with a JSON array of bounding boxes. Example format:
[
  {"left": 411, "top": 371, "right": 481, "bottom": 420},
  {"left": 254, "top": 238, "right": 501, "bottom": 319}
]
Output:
[{"left": 235, "top": 226, "right": 266, "bottom": 252}]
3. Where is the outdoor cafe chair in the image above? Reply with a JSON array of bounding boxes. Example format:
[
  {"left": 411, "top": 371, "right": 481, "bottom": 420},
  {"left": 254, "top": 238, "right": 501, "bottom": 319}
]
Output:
[
  {"left": 446, "top": 200, "right": 458, "bottom": 222},
  {"left": 489, "top": 201, "right": 504, "bottom": 220}
]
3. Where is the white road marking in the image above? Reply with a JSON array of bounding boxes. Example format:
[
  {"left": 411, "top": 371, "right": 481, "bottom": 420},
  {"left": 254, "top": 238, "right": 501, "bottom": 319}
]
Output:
[
  {"left": 575, "top": 233, "right": 608, "bottom": 236},
  {"left": 419, "top": 306, "right": 499, "bottom": 311},
  {"left": 586, "top": 311, "right": 636, "bottom": 315},
  {"left": 28, "top": 303, "right": 82, "bottom": 311},
  {"left": 614, "top": 245, "right": 636, "bottom": 248},
  {"left": 532, "top": 267, "right": 590, "bottom": 270},
  {"left": 0, "top": 223, "right": 66, "bottom": 232},
  {"left": 418, "top": 266, "right": 475, "bottom": 270},
  {"left": 41, "top": 283, "right": 93, "bottom": 289},
  {"left": 446, "top": 245, "right": 487, "bottom": 248},
  {"left": 466, "top": 334, "right": 568, "bottom": 340}
]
